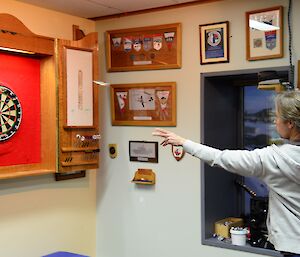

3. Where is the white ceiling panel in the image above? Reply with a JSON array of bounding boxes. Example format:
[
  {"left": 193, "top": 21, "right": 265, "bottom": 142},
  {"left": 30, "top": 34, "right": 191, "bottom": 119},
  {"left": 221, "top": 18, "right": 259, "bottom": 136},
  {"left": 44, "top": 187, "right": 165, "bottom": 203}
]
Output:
[
  {"left": 97, "top": 0, "right": 176, "bottom": 13},
  {"left": 16, "top": 0, "right": 121, "bottom": 18},
  {"left": 16, "top": 0, "right": 214, "bottom": 19}
]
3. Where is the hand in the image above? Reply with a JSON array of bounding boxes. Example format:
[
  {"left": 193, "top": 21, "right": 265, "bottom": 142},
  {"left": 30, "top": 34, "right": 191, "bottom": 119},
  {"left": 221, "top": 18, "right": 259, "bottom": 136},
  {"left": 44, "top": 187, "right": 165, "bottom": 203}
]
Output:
[{"left": 152, "top": 128, "right": 186, "bottom": 146}]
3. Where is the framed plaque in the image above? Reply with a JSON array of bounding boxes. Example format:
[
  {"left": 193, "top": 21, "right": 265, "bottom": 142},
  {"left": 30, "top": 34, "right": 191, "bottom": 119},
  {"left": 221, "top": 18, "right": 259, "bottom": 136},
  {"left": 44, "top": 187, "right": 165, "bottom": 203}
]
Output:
[
  {"left": 129, "top": 141, "right": 158, "bottom": 163},
  {"left": 246, "top": 6, "right": 283, "bottom": 61},
  {"left": 199, "top": 21, "right": 229, "bottom": 64},
  {"left": 110, "top": 82, "right": 176, "bottom": 126},
  {"left": 106, "top": 23, "right": 181, "bottom": 72}
]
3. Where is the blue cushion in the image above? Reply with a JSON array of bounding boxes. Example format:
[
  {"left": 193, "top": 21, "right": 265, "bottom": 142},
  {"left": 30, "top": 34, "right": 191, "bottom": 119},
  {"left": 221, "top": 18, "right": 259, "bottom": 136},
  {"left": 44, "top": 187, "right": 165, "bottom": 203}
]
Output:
[{"left": 42, "top": 251, "right": 89, "bottom": 257}]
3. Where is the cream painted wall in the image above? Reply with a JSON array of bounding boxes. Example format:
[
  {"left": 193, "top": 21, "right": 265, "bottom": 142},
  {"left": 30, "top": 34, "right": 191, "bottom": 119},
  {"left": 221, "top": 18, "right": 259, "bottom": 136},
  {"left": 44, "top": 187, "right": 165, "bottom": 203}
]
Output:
[
  {"left": 0, "top": 1, "right": 96, "bottom": 257},
  {"left": 1, "top": 0, "right": 95, "bottom": 39},
  {"left": 96, "top": 0, "right": 299, "bottom": 257}
]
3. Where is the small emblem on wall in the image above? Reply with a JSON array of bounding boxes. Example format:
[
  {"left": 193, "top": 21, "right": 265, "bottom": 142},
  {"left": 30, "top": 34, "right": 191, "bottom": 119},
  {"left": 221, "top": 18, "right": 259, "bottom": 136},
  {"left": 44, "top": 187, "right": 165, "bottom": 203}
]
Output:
[
  {"left": 109, "top": 144, "right": 117, "bottom": 159},
  {"left": 172, "top": 145, "right": 185, "bottom": 161}
]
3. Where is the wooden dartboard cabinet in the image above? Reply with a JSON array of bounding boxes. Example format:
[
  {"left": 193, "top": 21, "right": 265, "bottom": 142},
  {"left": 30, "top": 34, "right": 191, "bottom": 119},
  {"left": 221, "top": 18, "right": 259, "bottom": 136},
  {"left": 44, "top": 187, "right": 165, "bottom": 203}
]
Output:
[
  {"left": 0, "top": 14, "right": 99, "bottom": 179},
  {"left": 57, "top": 33, "right": 100, "bottom": 173}
]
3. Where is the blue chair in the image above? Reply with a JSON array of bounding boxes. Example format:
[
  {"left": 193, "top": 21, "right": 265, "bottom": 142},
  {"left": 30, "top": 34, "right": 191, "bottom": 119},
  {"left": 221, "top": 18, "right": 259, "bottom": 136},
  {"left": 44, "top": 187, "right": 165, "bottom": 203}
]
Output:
[{"left": 42, "top": 251, "right": 89, "bottom": 257}]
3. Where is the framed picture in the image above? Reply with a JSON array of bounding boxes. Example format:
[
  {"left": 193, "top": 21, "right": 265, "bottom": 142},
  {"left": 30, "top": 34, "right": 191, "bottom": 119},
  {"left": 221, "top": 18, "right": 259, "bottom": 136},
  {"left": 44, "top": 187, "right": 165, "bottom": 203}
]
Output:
[
  {"left": 65, "top": 47, "right": 94, "bottom": 127},
  {"left": 199, "top": 21, "right": 229, "bottom": 64},
  {"left": 129, "top": 141, "right": 158, "bottom": 163},
  {"left": 106, "top": 23, "right": 181, "bottom": 72},
  {"left": 246, "top": 6, "right": 283, "bottom": 61},
  {"left": 110, "top": 82, "right": 176, "bottom": 126}
]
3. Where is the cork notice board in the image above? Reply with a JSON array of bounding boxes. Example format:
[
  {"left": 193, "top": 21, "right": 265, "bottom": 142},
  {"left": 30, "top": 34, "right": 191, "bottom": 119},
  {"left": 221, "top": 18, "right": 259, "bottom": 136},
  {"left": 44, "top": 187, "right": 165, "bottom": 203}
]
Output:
[{"left": 106, "top": 23, "right": 182, "bottom": 72}]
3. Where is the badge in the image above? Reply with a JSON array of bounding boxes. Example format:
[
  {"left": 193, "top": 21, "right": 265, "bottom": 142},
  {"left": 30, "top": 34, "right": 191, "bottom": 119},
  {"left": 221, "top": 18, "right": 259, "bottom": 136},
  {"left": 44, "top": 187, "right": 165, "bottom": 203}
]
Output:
[
  {"left": 253, "top": 38, "right": 263, "bottom": 48},
  {"left": 143, "top": 35, "right": 152, "bottom": 51},
  {"left": 139, "top": 53, "right": 146, "bottom": 60},
  {"left": 207, "top": 30, "right": 222, "bottom": 47},
  {"left": 123, "top": 37, "right": 132, "bottom": 52},
  {"left": 172, "top": 145, "right": 185, "bottom": 161},
  {"left": 164, "top": 32, "right": 175, "bottom": 50},
  {"left": 133, "top": 38, "right": 142, "bottom": 52},
  {"left": 112, "top": 37, "right": 121, "bottom": 48},
  {"left": 153, "top": 34, "right": 163, "bottom": 50},
  {"left": 130, "top": 54, "right": 135, "bottom": 61},
  {"left": 265, "top": 30, "right": 277, "bottom": 50}
]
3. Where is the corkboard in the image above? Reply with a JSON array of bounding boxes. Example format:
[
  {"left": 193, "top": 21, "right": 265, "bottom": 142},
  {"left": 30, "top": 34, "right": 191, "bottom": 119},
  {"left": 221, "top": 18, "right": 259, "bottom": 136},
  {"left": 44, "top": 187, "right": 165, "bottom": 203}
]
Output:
[
  {"left": 106, "top": 23, "right": 181, "bottom": 72},
  {"left": 110, "top": 82, "right": 176, "bottom": 126}
]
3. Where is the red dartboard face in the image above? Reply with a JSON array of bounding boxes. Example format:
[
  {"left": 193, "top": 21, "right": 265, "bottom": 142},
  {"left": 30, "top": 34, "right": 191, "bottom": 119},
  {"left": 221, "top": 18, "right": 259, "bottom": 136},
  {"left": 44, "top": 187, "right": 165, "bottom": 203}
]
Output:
[{"left": 0, "top": 85, "right": 22, "bottom": 141}]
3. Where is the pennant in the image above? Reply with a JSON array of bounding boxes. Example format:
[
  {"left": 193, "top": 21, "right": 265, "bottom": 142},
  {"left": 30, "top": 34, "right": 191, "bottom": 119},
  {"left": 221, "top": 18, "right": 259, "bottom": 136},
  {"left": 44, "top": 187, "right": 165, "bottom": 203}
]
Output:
[
  {"left": 143, "top": 35, "right": 152, "bottom": 51},
  {"left": 153, "top": 34, "right": 163, "bottom": 50},
  {"left": 116, "top": 92, "right": 127, "bottom": 112},
  {"left": 112, "top": 37, "right": 122, "bottom": 48},
  {"left": 265, "top": 30, "right": 277, "bottom": 50},
  {"left": 156, "top": 90, "right": 169, "bottom": 119},
  {"left": 164, "top": 32, "right": 175, "bottom": 50},
  {"left": 123, "top": 37, "right": 132, "bottom": 52},
  {"left": 133, "top": 37, "right": 142, "bottom": 52}
]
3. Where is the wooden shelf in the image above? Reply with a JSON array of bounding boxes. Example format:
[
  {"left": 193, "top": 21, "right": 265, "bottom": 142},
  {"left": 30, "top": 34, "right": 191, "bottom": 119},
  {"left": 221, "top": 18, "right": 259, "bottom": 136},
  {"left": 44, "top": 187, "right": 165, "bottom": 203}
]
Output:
[
  {"left": 61, "top": 147, "right": 100, "bottom": 153},
  {"left": 61, "top": 161, "right": 98, "bottom": 167},
  {"left": 0, "top": 169, "right": 55, "bottom": 180}
]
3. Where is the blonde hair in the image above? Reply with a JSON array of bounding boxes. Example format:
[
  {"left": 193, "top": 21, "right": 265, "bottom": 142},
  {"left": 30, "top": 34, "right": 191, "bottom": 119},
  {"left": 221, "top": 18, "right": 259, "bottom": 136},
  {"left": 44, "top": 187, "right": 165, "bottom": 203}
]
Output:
[{"left": 275, "top": 90, "right": 300, "bottom": 131}]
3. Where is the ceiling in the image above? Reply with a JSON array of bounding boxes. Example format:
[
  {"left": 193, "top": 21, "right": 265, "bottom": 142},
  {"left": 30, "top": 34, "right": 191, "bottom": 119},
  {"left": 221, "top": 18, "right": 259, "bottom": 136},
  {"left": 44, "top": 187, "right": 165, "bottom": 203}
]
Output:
[{"left": 16, "top": 0, "right": 218, "bottom": 19}]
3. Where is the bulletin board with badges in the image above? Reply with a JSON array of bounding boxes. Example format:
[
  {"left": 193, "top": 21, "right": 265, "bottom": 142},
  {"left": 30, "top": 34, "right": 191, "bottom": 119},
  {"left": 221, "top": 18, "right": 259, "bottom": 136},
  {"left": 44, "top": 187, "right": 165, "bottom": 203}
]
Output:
[{"left": 106, "top": 23, "right": 182, "bottom": 72}]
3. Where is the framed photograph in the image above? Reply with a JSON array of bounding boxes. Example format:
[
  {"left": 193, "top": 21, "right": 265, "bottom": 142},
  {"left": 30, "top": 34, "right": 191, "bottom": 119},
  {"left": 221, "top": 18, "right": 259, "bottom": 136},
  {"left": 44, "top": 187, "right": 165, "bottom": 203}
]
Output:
[
  {"left": 106, "top": 23, "right": 181, "bottom": 72},
  {"left": 65, "top": 47, "right": 94, "bottom": 127},
  {"left": 110, "top": 82, "right": 176, "bottom": 126},
  {"left": 199, "top": 21, "right": 229, "bottom": 64},
  {"left": 246, "top": 6, "right": 283, "bottom": 61},
  {"left": 129, "top": 141, "right": 158, "bottom": 163}
]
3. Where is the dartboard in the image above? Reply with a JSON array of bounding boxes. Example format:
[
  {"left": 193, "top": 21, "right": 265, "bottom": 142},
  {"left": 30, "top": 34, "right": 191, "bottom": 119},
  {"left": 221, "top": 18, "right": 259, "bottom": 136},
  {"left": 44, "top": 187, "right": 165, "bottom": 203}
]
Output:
[{"left": 0, "top": 85, "right": 22, "bottom": 141}]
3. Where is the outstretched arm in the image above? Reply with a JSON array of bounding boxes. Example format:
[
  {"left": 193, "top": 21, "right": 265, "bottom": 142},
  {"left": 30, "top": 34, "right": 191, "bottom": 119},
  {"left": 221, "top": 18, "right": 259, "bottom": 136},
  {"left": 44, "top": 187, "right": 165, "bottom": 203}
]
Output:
[
  {"left": 152, "top": 128, "right": 263, "bottom": 178},
  {"left": 152, "top": 128, "right": 186, "bottom": 146}
]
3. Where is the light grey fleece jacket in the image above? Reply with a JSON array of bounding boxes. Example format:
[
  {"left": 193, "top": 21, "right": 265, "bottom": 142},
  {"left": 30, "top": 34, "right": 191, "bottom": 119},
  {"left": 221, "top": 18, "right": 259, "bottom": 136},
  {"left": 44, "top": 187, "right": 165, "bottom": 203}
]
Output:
[{"left": 183, "top": 140, "right": 300, "bottom": 254}]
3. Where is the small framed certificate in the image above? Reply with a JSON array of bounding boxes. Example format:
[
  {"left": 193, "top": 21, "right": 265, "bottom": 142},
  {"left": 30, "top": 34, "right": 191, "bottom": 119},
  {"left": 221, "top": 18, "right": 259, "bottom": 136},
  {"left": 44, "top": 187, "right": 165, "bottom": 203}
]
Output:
[
  {"left": 199, "top": 21, "right": 229, "bottom": 64},
  {"left": 129, "top": 141, "right": 158, "bottom": 163}
]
